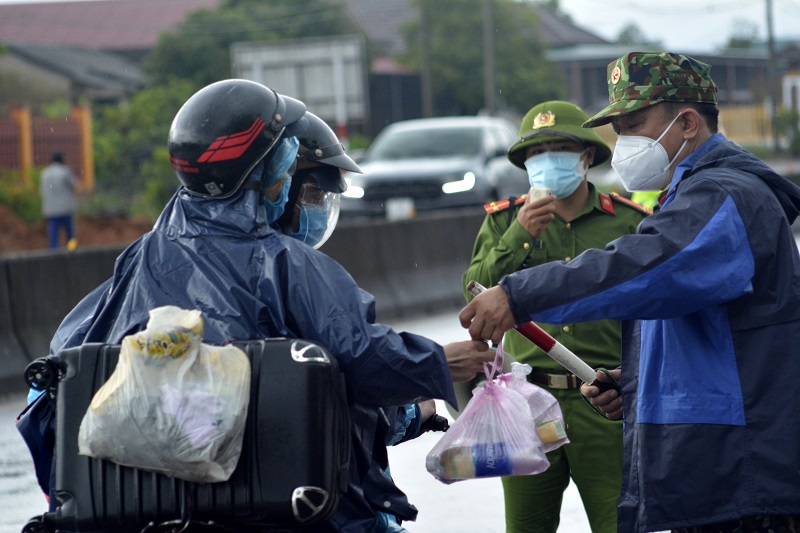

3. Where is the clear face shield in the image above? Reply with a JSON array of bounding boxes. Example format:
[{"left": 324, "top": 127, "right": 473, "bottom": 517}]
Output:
[{"left": 285, "top": 178, "right": 341, "bottom": 249}]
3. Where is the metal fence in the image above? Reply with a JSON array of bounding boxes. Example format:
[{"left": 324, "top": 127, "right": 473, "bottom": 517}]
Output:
[{"left": 0, "top": 106, "right": 93, "bottom": 190}]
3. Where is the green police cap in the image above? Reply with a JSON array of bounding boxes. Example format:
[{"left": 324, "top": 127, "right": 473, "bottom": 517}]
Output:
[
  {"left": 507, "top": 100, "right": 611, "bottom": 169},
  {"left": 583, "top": 51, "right": 718, "bottom": 128}
]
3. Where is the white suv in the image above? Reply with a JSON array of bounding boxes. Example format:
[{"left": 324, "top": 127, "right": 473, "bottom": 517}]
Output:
[{"left": 340, "top": 116, "right": 528, "bottom": 219}]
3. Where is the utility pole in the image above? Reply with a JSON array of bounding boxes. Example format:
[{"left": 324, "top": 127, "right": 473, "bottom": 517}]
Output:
[
  {"left": 766, "top": 0, "right": 780, "bottom": 151},
  {"left": 482, "top": 0, "right": 496, "bottom": 115},
  {"left": 420, "top": 0, "right": 433, "bottom": 118}
]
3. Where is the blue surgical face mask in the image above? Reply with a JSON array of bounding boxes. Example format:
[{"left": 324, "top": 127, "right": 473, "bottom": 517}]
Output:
[
  {"left": 264, "top": 175, "right": 291, "bottom": 223},
  {"left": 288, "top": 203, "right": 329, "bottom": 247},
  {"left": 524, "top": 151, "right": 587, "bottom": 199},
  {"left": 264, "top": 136, "right": 300, "bottom": 187},
  {"left": 284, "top": 182, "right": 340, "bottom": 249},
  {"left": 262, "top": 136, "right": 300, "bottom": 222}
]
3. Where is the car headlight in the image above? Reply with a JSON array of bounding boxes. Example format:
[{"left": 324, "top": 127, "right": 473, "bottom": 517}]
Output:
[
  {"left": 342, "top": 177, "right": 365, "bottom": 199},
  {"left": 442, "top": 171, "right": 476, "bottom": 194}
]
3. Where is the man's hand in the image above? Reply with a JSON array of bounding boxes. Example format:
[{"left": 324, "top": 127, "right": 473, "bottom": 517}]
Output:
[
  {"left": 517, "top": 194, "right": 556, "bottom": 238},
  {"left": 580, "top": 368, "right": 623, "bottom": 420},
  {"left": 419, "top": 399, "right": 450, "bottom": 432},
  {"left": 442, "top": 340, "right": 492, "bottom": 382},
  {"left": 459, "top": 285, "right": 516, "bottom": 345},
  {"left": 418, "top": 399, "right": 436, "bottom": 422}
]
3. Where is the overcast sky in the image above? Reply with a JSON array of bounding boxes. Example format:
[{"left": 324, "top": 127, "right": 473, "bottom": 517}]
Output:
[
  {"left": 556, "top": 0, "right": 800, "bottom": 53},
  {"left": 0, "top": 0, "right": 798, "bottom": 54}
]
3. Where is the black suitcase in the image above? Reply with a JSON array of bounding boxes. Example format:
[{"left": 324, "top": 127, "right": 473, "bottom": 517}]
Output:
[{"left": 23, "top": 338, "right": 351, "bottom": 533}]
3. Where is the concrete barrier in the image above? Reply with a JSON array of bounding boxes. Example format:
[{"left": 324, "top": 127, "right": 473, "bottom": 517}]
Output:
[
  {"left": 374, "top": 210, "right": 481, "bottom": 315},
  {"left": 4, "top": 247, "right": 122, "bottom": 365},
  {"left": 324, "top": 208, "right": 485, "bottom": 319},
  {"left": 0, "top": 261, "right": 30, "bottom": 393},
  {"left": 322, "top": 219, "right": 398, "bottom": 317},
  {"left": 0, "top": 210, "right": 489, "bottom": 381}
]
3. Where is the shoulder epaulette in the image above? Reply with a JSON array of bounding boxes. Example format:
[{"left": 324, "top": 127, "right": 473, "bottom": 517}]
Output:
[
  {"left": 609, "top": 192, "right": 653, "bottom": 215},
  {"left": 484, "top": 195, "right": 527, "bottom": 214}
]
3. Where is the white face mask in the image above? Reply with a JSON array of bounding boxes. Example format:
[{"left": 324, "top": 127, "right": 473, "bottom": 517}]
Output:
[{"left": 612, "top": 112, "right": 688, "bottom": 192}]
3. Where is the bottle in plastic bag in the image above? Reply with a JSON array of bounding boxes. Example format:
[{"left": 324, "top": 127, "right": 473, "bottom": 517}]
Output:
[
  {"left": 426, "top": 374, "right": 550, "bottom": 484},
  {"left": 501, "top": 362, "right": 569, "bottom": 453}
]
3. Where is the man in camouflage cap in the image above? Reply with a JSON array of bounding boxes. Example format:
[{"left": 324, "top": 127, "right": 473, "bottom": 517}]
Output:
[
  {"left": 459, "top": 51, "right": 800, "bottom": 533},
  {"left": 583, "top": 51, "right": 717, "bottom": 128},
  {"left": 462, "top": 100, "right": 649, "bottom": 533}
]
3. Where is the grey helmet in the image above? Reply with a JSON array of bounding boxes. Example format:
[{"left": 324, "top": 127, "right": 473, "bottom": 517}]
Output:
[{"left": 295, "top": 112, "right": 361, "bottom": 193}]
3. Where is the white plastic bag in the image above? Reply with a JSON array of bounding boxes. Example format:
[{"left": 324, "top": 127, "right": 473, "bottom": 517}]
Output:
[{"left": 78, "top": 306, "right": 251, "bottom": 483}]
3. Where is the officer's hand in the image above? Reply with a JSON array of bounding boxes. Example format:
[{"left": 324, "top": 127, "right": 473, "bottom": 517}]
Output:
[
  {"left": 580, "top": 368, "right": 623, "bottom": 420},
  {"left": 517, "top": 193, "right": 556, "bottom": 238},
  {"left": 459, "top": 285, "right": 516, "bottom": 345},
  {"left": 443, "top": 340, "right": 492, "bottom": 382}
]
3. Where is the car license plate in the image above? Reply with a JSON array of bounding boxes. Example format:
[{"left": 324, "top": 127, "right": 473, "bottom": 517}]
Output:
[{"left": 385, "top": 197, "right": 416, "bottom": 221}]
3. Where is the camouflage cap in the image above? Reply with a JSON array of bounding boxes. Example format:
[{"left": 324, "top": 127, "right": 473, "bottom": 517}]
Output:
[
  {"left": 583, "top": 52, "right": 718, "bottom": 128},
  {"left": 507, "top": 100, "right": 611, "bottom": 169}
]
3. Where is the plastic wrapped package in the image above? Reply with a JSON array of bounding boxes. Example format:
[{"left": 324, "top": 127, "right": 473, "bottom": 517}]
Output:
[
  {"left": 497, "top": 361, "right": 569, "bottom": 453},
  {"left": 426, "top": 342, "right": 549, "bottom": 484},
  {"left": 77, "top": 305, "right": 251, "bottom": 483}
]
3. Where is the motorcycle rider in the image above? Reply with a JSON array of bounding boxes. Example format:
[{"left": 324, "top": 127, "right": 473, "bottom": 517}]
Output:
[{"left": 21, "top": 79, "right": 491, "bottom": 532}]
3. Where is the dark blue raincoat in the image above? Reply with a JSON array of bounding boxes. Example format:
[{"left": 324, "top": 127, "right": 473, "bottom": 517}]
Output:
[
  {"left": 31, "top": 186, "right": 458, "bottom": 532},
  {"left": 498, "top": 135, "right": 800, "bottom": 532}
]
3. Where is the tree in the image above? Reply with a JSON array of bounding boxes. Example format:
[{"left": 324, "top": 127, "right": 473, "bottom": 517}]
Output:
[
  {"left": 615, "top": 23, "right": 663, "bottom": 49},
  {"left": 91, "top": 80, "right": 196, "bottom": 216},
  {"left": 777, "top": 108, "right": 800, "bottom": 156},
  {"left": 532, "top": 0, "right": 572, "bottom": 22},
  {"left": 399, "top": 0, "right": 564, "bottom": 116},
  {"left": 724, "top": 18, "right": 759, "bottom": 50},
  {"left": 96, "top": 0, "right": 358, "bottom": 218},
  {"left": 143, "top": 0, "right": 357, "bottom": 89}
]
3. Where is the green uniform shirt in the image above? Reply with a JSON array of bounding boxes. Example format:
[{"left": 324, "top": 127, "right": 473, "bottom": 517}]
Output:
[{"left": 462, "top": 183, "right": 649, "bottom": 372}]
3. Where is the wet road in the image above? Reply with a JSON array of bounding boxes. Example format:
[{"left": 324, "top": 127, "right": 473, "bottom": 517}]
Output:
[{"left": 0, "top": 394, "right": 48, "bottom": 533}]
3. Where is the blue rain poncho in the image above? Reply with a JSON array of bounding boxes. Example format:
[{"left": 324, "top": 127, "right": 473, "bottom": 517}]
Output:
[{"left": 32, "top": 185, "right": 457, "bottom": 532}]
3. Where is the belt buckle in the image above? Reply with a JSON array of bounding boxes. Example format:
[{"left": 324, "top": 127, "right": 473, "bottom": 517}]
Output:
[{"left": 547, "top": 374, "right": 569, "bottom": 389}]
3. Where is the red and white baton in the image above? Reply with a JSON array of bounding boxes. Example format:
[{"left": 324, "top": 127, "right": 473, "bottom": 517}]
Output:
[{"left": 467, "top": 280, "right": 619, "bottom": 393}]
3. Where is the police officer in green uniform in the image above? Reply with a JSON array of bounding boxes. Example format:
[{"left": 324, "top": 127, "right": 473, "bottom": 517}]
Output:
[{"left": 462, "top": 101, "right": 650, "bottom": 533}]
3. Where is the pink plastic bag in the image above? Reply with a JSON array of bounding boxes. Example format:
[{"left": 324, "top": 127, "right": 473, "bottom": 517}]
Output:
[
  {"left": 495, "top": 341, "right": 569, "bottom": 453},
  {"left": 426, "top": 341, "right": 549, "bottom": 484}
]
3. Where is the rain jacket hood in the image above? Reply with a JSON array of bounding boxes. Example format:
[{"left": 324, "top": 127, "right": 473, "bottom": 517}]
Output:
[{"left": 680, "top": 137, "right": 800, "bottom": 224}]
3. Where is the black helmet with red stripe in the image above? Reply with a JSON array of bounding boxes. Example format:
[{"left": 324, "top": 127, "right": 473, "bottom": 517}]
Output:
[{"left": 168, "top": 79, "right": 307, "bottom": 199}]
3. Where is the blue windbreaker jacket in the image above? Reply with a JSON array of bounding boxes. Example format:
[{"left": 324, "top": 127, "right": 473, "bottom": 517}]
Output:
[
  {"left": 40, "top": 186, "right": 457, "bottom": 532},
  {"left": 498, "top": 135, "right": 800, "bottom": 532}
]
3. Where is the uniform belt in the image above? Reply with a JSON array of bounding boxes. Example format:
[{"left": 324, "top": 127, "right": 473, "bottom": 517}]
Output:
[{"left": 527, "top": 370, "right": 582, "bottom": 389}]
